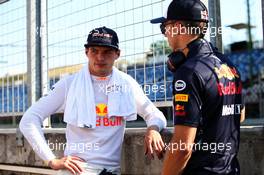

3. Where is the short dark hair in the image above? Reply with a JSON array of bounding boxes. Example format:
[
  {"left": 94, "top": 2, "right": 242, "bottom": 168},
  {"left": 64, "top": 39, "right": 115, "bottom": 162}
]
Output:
[{"left": 86, "top": 46, "right": 119, "bottom": 52}]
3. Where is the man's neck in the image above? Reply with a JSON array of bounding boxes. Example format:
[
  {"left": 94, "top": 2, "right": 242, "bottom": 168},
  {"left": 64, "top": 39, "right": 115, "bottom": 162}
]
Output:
[{"left": 174, "top": 36, "right": 199, "bottom": 57}]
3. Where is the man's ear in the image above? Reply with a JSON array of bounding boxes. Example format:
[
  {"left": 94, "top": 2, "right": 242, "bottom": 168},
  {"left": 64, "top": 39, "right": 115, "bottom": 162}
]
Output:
[
  {"left": 85, "top": 48, "right": 89, "bottom": 55},
  {"left": 115, "top": 49, "right": 121, "bottom": 59}
]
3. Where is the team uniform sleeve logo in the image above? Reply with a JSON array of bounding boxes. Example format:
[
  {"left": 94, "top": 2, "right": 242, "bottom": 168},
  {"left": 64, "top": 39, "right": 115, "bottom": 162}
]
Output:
[
  {"left": 175, "top": 94, "right": 189, "bottom": 102},
  {"left": 174, "top": 80, "right": 186, "bottom": 91}
]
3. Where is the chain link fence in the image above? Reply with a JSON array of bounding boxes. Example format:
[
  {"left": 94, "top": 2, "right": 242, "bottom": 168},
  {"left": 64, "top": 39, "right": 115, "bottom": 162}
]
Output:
[{"left": 0, "top": 0, "right": 263, "bottom": 127}]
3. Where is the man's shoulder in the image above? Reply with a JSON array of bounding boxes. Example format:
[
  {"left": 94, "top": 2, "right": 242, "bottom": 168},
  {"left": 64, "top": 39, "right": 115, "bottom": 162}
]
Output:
[
  {"left": 60, "top": 74, "right": 75, "bottom": 83},
  {"left": 181, "top": 53, "right": 227, "bottom": 75},
  {"left": 51, "top": 74, "right": 75, "bottom": 89},
  {"left": 174, "top": 54, "right": 221, "bottom": 84},
  {"left": 176, "top": 60, "right": 203, "bottom": 78}
]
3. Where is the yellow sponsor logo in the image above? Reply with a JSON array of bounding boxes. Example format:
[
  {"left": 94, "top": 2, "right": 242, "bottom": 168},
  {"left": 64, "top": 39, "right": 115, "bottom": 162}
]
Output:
[{"left": 175, "top": 94, "right": 189, "bottom": 102}]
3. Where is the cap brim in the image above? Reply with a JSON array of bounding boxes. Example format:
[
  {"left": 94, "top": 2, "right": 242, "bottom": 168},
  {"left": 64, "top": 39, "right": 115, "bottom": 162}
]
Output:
[
  {"left": 84, "top": 43, "right": 119, "bottom": 50},
  {"left": 150, "top": 17, "right": 166, "bottom": 24}
]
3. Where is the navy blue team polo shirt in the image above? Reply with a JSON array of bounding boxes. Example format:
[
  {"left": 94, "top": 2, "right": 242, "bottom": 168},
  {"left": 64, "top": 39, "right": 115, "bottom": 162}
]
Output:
[{"left": 172, "top": 39, "right": 243, "bottom": 175}]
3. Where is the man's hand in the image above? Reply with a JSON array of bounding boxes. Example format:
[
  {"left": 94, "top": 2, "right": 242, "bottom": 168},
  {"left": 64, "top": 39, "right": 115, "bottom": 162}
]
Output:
[
  {"left": 48, "top": 156, "right": 85, "bottom": 174},
  {"left": 240, "top": 107, "right": 245, "bottom": 123},
  {"left": 144, "top": 125, "right": 165, "bottom": 160}
]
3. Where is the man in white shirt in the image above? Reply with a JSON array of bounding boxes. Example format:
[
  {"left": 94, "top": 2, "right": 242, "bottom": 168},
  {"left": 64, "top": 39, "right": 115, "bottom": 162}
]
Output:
[{"left": 19, "top": 26, "right": 167, "bottom": 175}]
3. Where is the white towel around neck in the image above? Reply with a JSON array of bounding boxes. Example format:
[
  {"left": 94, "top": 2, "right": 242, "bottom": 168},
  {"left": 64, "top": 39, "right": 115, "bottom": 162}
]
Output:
[{"left": 63, "top": 64, "right": 137, "bottom": 128}]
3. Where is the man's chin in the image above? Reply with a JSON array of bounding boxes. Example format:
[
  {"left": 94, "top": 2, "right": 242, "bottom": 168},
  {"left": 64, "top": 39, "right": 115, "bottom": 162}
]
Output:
[{"left": 97, "top": 70, "right": 112, "bottom": 77}]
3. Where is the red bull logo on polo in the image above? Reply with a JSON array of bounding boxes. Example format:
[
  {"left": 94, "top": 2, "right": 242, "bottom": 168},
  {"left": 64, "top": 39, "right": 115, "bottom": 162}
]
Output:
[{"left": 214, "top": 64, "right": 239, "bottom": 80}]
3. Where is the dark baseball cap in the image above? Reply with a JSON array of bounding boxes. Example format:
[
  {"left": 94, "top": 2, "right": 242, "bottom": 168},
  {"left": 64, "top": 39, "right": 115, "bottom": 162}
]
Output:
[
  {"left": 150, "top": 0, "right": 209, "bottom": 24},
  {"left": 84, "top": 26, "right": 119, "bottom": 50}
]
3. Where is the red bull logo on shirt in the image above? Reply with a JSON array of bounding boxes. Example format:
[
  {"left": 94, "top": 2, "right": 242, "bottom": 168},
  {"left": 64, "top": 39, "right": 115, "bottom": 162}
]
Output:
[
  {"left": 95, "top": 104, "right": 123, "bottom": 127},
  {"left": 96, "top": 104, "right": 108, "bottom": 117},
  {"left": 214, "top": 64, "right": 239, "bottom": 80}
]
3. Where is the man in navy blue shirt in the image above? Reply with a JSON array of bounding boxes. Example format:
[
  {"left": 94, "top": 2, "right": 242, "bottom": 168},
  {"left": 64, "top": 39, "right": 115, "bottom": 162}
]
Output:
[{"left": 151, "top": 0, "right": 245, "bottom": 174}]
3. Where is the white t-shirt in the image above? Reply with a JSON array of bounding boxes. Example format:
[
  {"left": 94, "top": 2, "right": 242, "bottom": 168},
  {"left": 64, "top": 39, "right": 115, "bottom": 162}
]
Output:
[{"left": 19, "top": 71, "right": 167, "bottom": 168}]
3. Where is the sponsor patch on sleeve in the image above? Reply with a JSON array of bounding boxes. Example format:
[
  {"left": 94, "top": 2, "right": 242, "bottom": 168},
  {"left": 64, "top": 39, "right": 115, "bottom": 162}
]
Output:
[
  {"left": 174, "top": 80, "right": 186, "bottom": 91},
  {"left": 175, "top": 94, "right": 189, "bottom": 102},
  {"left": 175, "top": 104, "right": 185, "bottom": 111},
  {"left": 174, "top": 104, "right": 186, "bottom": 116},
  {"left": 175, "top": 111, "right": 186, "bottom": 117}
]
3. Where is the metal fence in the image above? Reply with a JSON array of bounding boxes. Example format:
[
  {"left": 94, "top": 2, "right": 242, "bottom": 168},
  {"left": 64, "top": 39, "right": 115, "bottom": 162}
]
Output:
[
  {"left": 0, "top": 0, "right": 27, "bottom": 117},
  {"left": 0, "top": 0, "right": 263, "bottom": 126},
  {"left": 46, "top": 0, "right": 173, "bottom": 102}
]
